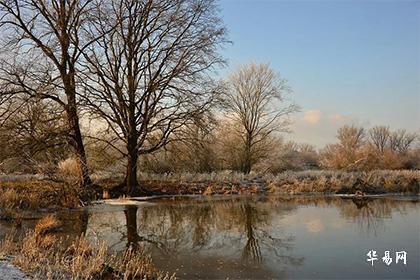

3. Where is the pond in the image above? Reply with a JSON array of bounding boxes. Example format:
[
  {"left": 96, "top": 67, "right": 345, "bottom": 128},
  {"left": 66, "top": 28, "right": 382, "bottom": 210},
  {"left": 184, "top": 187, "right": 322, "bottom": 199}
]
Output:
[{"left": 1, "top": 195, "right": 419, "bottom": 279}]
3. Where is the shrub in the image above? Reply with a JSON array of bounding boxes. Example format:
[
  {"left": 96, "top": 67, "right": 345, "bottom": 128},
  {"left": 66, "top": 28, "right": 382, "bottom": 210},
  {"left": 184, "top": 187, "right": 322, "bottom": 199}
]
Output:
[{"left": 57, "top": 158, "right": 82, "bottom": 180}]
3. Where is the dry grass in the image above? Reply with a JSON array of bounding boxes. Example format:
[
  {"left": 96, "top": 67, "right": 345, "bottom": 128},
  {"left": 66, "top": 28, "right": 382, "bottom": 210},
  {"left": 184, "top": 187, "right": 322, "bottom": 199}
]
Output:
[
  {"left": 97, "top": 170, "right": 418, "bottom": 196},
  {"left": 34, "top": 215, "right": 62, "bottom": 236},
  {"left": 0, "top": 180, "right": 82, "bottom": 221},
  {"left": 0, "top": 218, "right": 175, "bottom": 280},
  {"left": 0, "top": 180, "right": 80, "bottom": 209},
  {"left": 57, "top": 158, "right": 82, "bottom": 180},
  {"left": 265, "top": 170, "right": 419, "bottom": 194},
  {"left": 0, "top": 188, "right": 23, "bottom": 220},
  {"left": 1, "top": 170, "right": 417, "bottom": 211},
  {"left": 94, "top": 171, "right": 252, "bottom": 185}
]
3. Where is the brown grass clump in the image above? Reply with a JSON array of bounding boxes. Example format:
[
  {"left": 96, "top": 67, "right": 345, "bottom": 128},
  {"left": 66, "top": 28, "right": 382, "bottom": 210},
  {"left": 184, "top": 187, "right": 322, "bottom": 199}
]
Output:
[
  {"left": 57, "top": 158, "right": 83, "bottom": 179},
  {"left": 0, "top": 189, "right": 22, "bottom": 220},
  {"left": 0, "top": 180, "right": 81, "bottom": 215},
  {"left": 34, "top": 215, "right": 62, "bottom": 236},
  {"left": 1, "top": 188, "right": 20, "bottom": 205},
  {"left": 203, "top": 186, "right": 214, "bottom": 195},
  {"left": 0, "top": 217, "right": 176, "bottom": 280},
  {"left": 0, "top": 231, "right": 16, "bottom": 257}
]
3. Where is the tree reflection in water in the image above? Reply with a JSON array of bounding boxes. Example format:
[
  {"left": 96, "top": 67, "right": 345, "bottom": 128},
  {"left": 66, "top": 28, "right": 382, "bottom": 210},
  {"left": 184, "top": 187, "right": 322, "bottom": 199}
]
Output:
[
  {"left": 23, "top": 196, "right": 417, "bottom": 278},
  {"left": 1, "top": 196, "right": 417, "bottom": 279},
  {"left": 339, "top": 197, "right": 394, "bottom": 236},
  {"left": 125, "top": 197, "right": 305, "bottom": 270},
  {"left": 241, "top": 203, "right": 262, "bottom": 263},
  {"left": 125, "top": 205, "right": 139, "bottom": 250},
  {"left": 124, "top": 205, "right": 169, "bottom": 253}
]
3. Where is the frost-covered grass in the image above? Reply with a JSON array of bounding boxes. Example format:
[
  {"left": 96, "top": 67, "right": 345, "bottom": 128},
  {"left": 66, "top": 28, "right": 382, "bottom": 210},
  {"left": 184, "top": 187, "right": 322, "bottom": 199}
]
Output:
[
  {"left": 90, "top": 171, "right": 255, "bottom": 188},
  {"left": 138, "top": 171, "right": 252, "bottom": 183},
  {"left": 264, "top": 170, "right": 419, "bottom": 194},
  {"left": 0, "top": 174, "right": 46, "bottom": 182},
  {"left": 93, "top": 169, "right": 419, "bottom": 195}
]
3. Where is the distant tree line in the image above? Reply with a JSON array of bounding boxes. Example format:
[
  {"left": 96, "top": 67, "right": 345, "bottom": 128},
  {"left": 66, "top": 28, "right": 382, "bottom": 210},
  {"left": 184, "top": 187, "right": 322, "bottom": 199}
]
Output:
[
  {"left": 321, "top": 125, "right": 419, "bottom": 171},
  {"left": 134, "top": 124, "right": 419, "bottom": 173}
]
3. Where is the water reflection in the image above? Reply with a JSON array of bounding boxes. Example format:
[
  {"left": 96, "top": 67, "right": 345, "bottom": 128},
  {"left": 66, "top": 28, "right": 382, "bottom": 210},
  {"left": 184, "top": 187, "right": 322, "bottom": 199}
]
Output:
[
  {"left": 241, "top": 203, "right": 262, "bottom": 263},
  {"left": 75, "top": 196, "right": 419, "bottom": 279},
  {"left": 124, "top": 205, "right": 169, "bottom": 253},
  {"left": 82, "top": 197, "right": 305, "bottom": 278},
  {"left": 1, "top": 196, "right": 418, "bottom": 279},
  {"left": 338, "top": 197, "right": 407, "bottom": 236}
]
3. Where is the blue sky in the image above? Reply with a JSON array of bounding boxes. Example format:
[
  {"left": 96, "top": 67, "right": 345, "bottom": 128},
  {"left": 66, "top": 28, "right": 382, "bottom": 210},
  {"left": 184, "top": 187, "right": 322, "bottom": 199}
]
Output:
[{"left": 218, "top": 0, "right": 420, "bottom": 147}]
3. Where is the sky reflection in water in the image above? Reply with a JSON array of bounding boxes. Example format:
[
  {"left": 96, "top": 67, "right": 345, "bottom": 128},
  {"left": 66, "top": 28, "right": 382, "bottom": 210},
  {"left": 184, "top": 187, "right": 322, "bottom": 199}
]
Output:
[
  {"left": 2, "top": 196, "right": 418, "bottom": 279},
  {"left": 81, "top": 196, "right": 419, "bottom": 279}
]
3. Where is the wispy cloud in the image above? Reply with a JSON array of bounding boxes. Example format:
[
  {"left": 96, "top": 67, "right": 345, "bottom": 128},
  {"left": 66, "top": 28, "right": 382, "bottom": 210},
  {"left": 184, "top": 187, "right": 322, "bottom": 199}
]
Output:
[
  {"left": 288, "top": 110, "right": 360, "bottom": 147},
  {"left": 303, "top": 109, "right": 321, "bottom": 124},
  {"left": 329, "top": 113, "right": 344, "bottom": 123}
]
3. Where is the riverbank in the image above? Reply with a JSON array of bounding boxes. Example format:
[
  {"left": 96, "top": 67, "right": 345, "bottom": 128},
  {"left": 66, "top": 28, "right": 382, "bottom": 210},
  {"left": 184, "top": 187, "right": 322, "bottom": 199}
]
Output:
[
  {"left": 101, "top": 170, "right": 419, "bottom": 196},
  {"left": 0, "top": 179, "right": 83, "bottom": 221},
  {"left": 1, "top": 170, "right": 418, "bottom": 220}
]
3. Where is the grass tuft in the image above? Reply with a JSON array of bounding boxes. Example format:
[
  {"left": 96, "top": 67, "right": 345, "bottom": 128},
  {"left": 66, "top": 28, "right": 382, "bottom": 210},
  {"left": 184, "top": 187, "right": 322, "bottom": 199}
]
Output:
[
  {"left": 34, "top": 215, "right": 62, "bottom": 236},
  {"left": 0, "top": 217, "right": 175, "bottom": 279}
]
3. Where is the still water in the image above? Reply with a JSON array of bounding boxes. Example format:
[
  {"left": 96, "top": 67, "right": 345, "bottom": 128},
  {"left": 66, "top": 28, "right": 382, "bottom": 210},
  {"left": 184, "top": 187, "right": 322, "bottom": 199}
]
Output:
[{"left": 2, "top": 195, "right": 420, "bottom": 279}]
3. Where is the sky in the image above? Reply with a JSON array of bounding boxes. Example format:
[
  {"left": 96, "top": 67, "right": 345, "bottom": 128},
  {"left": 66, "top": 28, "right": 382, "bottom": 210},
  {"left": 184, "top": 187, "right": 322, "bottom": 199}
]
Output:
[{"left": 218, "top": 0, "right": 420, "bottom": 147}]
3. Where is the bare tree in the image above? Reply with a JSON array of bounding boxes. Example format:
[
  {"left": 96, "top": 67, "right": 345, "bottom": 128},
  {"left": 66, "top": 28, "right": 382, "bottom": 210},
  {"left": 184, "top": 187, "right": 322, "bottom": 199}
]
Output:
[
  {"left": 155, "top": 111, "right": 219, "bottom": 173},
  {"left": 337, "top": 125, "right": 365, "bottom": 151},
  {"left": 369, "top": 126, "right": 390, "bottom": 153},
  {"left": 223, "top": 63, "right": 297, "bottom": 174},
  {"left": 0, "top": 87, "right": 15, "bottom": 122},
  {"left": 0, "top": 95, "right": 68, "bottom": 173},
  {"left": 80, "top": 0, "right": 227, "bottom": 195},
  {"left": 320, "top": 125, "right": 366, "bottom": 170},
  {"left": 0, "top": 0, "right": 100, "bottom": 186},
  {"left": 389, "top": 129, "right": 417, "bottom": 154}
]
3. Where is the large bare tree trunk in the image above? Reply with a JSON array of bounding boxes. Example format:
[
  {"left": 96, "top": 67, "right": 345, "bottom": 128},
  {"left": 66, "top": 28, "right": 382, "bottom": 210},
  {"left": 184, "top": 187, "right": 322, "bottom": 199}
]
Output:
[
  {"left": 66, "top": 106, "right": 92, "bottom": 187},
  {"left": 125, "top": 149, "right": 140, "bottom": 196},
  {"left": 64, "top": 74, "right": 92, "bottom": 187},
  {"left": 124, "top": 127, "right": 147, "bottom": 196},
  {"left": 242, "top": 133, "right": 252, "bottom": 174},
  {"left": 115, "top": 148, "right": 143, "bottom": 197}
]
